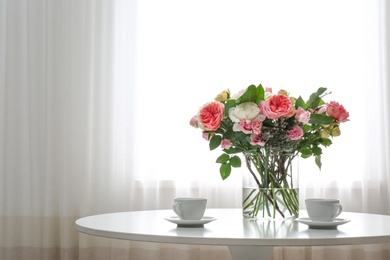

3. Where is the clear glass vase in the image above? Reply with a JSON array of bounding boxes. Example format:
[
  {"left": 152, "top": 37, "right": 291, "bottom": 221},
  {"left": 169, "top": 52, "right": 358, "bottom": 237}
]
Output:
[{"left": 242, "top": 150, "right": 299, "bottom": 220}]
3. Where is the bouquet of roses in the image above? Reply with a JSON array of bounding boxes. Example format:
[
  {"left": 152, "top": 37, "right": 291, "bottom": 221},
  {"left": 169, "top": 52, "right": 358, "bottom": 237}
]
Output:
[{"left": 190, "top": 84, "right": 349, "bottom": 181}]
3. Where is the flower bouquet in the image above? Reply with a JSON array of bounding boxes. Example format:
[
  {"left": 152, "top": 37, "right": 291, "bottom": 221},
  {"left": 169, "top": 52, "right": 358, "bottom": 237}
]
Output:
[{"left": 190, "top": 84, "right": 349, "bottom": 219}]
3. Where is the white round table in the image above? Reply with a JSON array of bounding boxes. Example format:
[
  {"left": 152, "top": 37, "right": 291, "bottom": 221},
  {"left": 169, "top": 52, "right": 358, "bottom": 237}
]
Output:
[{"left": 75, "top": 208, "right": 390, "bottom": 260}]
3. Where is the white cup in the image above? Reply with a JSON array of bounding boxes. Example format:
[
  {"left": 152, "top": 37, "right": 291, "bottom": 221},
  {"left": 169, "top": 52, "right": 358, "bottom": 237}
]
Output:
[
  {"left": 173, "top": 198, "right": 207, "bottom": 220},
  {"left": 305, "top": 198, "right": 343, "bottom": 222}
]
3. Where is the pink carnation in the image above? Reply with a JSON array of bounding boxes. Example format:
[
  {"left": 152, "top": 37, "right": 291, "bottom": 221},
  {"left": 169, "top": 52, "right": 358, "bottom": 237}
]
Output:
[
  {"left": 198, "top": 102, "right": 225, "bottom": 131},
  {"left": 251, "top": 120, "right": 263, "bottom": 135},
  {"left": 221, "top": 139, "right": 232, "bottom": 149},
  {"left": 295, "top": 107, "right": 310, "bottom": 124},
  {"left": 250, "top": 133, "right": 266, "bottom": 146},
  {"left": 202, "top": 132, "right": 210, "bottom": 140},
  {"left": 287, "top": 125, "right": 304, "bottom": 140},
  {"left": 326, "top": 101, "right": 349, "bottom": 123},
  {"left": 234, "top": 119, "right": 263, "bottom": 135},
  {"left": 260, "top": 94, "right": 294, "bottom": 120},
  {"left": 239, "top": 120, "right": 253, "bottom": 134},
  {"left": 315, "top": 105, "right": 327, "bottom": 114}
]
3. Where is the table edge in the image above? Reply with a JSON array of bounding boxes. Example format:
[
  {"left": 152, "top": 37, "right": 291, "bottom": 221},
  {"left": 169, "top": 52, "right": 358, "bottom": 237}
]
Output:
[{"left": 75, "top": 209, "right": 390, "bottom": 247}]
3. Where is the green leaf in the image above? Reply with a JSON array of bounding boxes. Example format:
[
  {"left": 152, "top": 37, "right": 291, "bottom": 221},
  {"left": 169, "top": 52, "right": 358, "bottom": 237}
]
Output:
[
  {"left": 215, "top": 128, "right": 225, "bottom": 135},
  {"left": 295, "top": 96, "right": 306, "bottom": 110},
  {"left": 234, "top": 131, "right": 249, "bottom": 142},
  {"left": 209, "top": 135, "right": 222, "bottom": 150},
  {"left": 229, "top": 155, "right": 242, "bottom": 167},
  {"left": 223, "top": 147, "right": 244, "bottom": 154},
  {"left": 236, "top": 85, "right": 257, "bottom": 103},
  {"left": 309, "top": 114, "right": 333, "bottom": 124},
  {"left": 300, "top": 148, "right": 312, "bottom": 158},
  {"left": 301, "top": 153, "right": 312, "bottom": 159},
  {"left": 216, "top": 154, "right": 229, "bottom": 164},
  {"left": 306, "top": 87, "right": 327, "bottom": 109},
  {"left": 224, "top": 99, "right": 237, "bottom": 117},
  {"left": 315, "top": 155, "right": 322, "bottom": 170},
  {"left": 321, "top": 138, "right": 332, "bottom": 146},
  {"left": 220, "top": 163, "right": 232, "bottom": 180},
  {"left": 255, "top": 84, "right": 265, "bottom": 103},
  {"left": 312, "top": 146, "right": 322, "bottom": 156},
  {"left": 302, "top": 124, "right": 312, "bottom": 132}
]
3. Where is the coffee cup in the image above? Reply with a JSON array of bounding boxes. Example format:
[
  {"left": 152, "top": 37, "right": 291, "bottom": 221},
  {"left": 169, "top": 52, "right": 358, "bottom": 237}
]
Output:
[
  {"left": 173, "top": 198, "right": 207, "bottom": 220},
  {"left": 305, "top": 198, "right": 343, "bottom": 222}
]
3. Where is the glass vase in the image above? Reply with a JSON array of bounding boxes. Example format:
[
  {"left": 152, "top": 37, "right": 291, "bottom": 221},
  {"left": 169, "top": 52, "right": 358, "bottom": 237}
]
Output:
[{"left": 242, "top": 150, "right": 299, "bottom": 220}]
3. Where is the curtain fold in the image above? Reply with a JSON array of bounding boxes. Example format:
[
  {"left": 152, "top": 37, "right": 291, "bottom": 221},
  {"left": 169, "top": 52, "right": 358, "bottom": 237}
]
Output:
[
  {"left": 1, "top": 0, "right": 137, "bottom": 259},
  {"left": 1, "top": 0, "right": 390, "bottom": 260}
]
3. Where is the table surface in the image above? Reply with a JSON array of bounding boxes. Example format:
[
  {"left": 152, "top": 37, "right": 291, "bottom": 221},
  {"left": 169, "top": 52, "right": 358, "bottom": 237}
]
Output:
[{"left": 75, "top": 208, "right": 390, "bottom": 247}]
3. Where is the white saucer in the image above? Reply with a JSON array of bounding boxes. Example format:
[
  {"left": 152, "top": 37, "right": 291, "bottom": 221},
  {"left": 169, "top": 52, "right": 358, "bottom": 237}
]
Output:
[
  {"left": 296, "top": 217, "right": 351, "bottom": 229},
  {"left": 164, "top": 216, "right": 217, "bottom": 227}
]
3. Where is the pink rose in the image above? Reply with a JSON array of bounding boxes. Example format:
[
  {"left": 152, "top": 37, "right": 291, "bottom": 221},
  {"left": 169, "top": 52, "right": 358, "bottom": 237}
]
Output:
[
  {"left": 326, "top": 101, "right": 349, "bottom": 123},
  {"left": 287, "top": 125, "right": 304, "bottom": 140},
  {"left": 198, "top": 102, "right": 225, "bottom": 131},
  {"left": 250, "top": 133, "right": 266, "bottom": 146},
  {"left": 221, "top": 139, "right": 232, "bottom": 149},
  {"left": 189, "top": 115, "right": 199, "bottom": 128},
  {"left": 260, "top": 94, "right": 294, "bottom": 120},
  {"left": 295, "top": 107, "right": 310, "bottom": 124}
]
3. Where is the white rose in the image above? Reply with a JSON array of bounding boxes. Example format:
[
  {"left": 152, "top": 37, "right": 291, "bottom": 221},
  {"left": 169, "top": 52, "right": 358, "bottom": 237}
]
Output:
[{"left": 228, "top": 102, "right": 261, "bottom": 122}]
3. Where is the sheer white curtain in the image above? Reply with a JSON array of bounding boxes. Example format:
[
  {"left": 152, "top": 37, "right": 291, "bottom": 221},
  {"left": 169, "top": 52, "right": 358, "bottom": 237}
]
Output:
[
  {"left": 1, "top": 1, "right": 390, "bottom": 260},
  {"left": 0, "top": 0, "right": 138, "bottom": 259}
]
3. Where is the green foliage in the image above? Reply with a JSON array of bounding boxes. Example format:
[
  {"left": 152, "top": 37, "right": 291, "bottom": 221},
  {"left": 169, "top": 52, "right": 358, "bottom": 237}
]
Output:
[
  {"left": 236, "top": 85, "right": 257, "bottom": 103},
  {"left": 219, "top": 163, "right": 231, "bottom": 180},
  {"left": 209, "top": 135, "right": 221, "bottom": 150},
  {"left": 224, "top": 147, "right": 245, "bottom": 154},
  {"left": 216, "top": 154, "right": 242, "bottom": 180},
  {"left": 216, "top": 154, "right": 229, "bottom": 164},
  {"left": 255, "top": 84, "right": 265, "bottom": 104},
  {"left": 230, "top": 155, "right": 242, "bottom": 167},
  {"left": 300, "top": 148, "right": 312, "bottom": 158},
  {"left": 312, "top": 146, "right": 322, "bottom": 156},
  {"left": 295, "top": 96, "right": 306, "bottom": 109},
  {"left": 306, "top": 87, "right": 327, "bottom": 109},
  {"left": 315, "top": 155, "right": 322, "bottom": 169},
  {"left": 224, "top": 99, "right": 237, "bottom": 117},
  {"left": 321, "top": 138, "right": 332, "bottom": 146},
  {"left": 309, "top": 114, "right": 333, "bottom": 124}
]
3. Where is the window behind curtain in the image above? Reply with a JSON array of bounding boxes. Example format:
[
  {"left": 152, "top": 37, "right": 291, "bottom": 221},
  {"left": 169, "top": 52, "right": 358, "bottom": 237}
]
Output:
[{"left": 134, "top": 0, "right": 380, "bottom": 184}]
